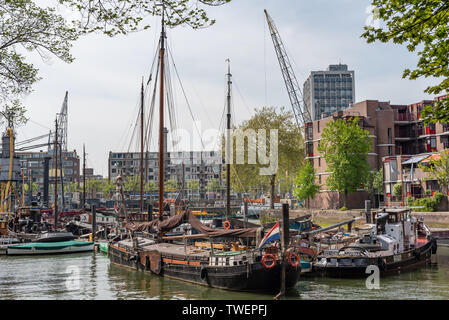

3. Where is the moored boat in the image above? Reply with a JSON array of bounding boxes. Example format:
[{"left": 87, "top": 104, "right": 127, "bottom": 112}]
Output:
[
  {"left": 7, "top": 240, "right": 94, "bottom": 255},
  {"left": 108, "top": 210, "right": 300, "bottom": 292},
  {"left": 313, "top": 208, "right": 437, "bottom": 277}
]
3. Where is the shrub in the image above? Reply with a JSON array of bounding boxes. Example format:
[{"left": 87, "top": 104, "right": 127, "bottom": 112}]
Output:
[
  {"left": 409, "top": 192, "right": 444, "bottom": 212},
  {"left": 393, "top": 182, "right": 402, "bottom": 198},
  {"left": 339, "top": 206, "right": 348, "bottom": 211}
]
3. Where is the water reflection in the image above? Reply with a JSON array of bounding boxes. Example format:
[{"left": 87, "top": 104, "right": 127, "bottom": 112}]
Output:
[{"left": 1, "top": 247, "right": 448, "bottom": 300}]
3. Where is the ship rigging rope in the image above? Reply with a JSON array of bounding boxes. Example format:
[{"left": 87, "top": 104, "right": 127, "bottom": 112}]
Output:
[{"left": 168, "top": 46, "right": 206, "bottom": 151}]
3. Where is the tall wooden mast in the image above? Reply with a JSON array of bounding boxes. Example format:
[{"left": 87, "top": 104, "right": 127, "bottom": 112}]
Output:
[
  {"left": 140, "top": 79, "right": 144, "bottom": 213},
  {"left": 158, "top": 5, "right": 166, "bottom": 219},
  {"left": 226, "top": 59, "right": 232, "bottom": 221},
  {"left": 54, "top": 118, "right": 58, "bottom": 231}
]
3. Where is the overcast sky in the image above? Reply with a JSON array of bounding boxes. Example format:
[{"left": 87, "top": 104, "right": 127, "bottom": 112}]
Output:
[{"left": 17, "top": 0, "right": 440, "bottom": 177}]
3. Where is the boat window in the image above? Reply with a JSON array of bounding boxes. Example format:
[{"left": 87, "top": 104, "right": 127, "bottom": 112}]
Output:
[{"left": 226, "top": 257, "right": 230, "bottom": 266}]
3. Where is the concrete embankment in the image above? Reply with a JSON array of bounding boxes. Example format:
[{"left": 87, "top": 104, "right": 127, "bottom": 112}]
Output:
[{"left": 289, "top": 208, "right": 449, "bottom": 229}]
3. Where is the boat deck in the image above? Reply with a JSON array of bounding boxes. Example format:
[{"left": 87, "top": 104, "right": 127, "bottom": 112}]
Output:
[{"left": 141, "top": 242, "right": 211, "bottom": 258}]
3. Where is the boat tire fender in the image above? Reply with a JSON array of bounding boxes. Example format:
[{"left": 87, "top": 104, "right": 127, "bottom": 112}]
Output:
[
  {"left": 200, "top": 266, "right": 208, "bottom": 280},
  {"left": 287, "top": 252, "right": 300, "bottom": 268},
  {"left": 377, "top": 257, "right": 386, "bottom": 271},
  {"left": 413, "top": 250, "right": 421, "bottom": 261},
  {"left": 261, "top": 253, "right": 276, "bottom": 269},
  {"left": 432, "top": 238, "right": 437, "bottom": 254},
  {"left": 223, "top": 220, "right": 231, "bottom": 230}
]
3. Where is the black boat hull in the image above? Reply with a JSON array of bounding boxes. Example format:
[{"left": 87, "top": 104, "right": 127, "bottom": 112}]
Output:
[
  {"left": 108, "top": 244, "right": 300, "bottom": 292},
  {"left": 312, "top": 237, "right": 437, "bottom": 278}
]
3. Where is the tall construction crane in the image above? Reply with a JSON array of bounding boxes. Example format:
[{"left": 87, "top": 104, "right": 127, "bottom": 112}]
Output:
[
  {"left": 56, "top": 91, "right": 68, "bottom": 152},
  {"left": 264, "top": 9, "right": 311, "bottom": 128}
]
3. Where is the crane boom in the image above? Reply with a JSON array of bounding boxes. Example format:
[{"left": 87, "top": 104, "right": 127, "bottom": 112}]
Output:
[{"left": 264, "top": 9, "right": 311, "bottom": 127}]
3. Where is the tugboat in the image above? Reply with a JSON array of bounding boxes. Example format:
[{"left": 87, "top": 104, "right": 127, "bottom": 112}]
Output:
[{"left": 313, "top": 208, "right": 437, "bottom": 277}]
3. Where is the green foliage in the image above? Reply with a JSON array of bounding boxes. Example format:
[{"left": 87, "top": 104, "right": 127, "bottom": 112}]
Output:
[
  {"left": 339, "top": 206, "right": 348, "bottom": 211},
  {"left": 373, "top": 168, "right": 384, "bottom": 194},
  {"left": 60, "top": 0, "right": 232, "bottom": 36},
  {"left": 144, "top": 181, "right": 157, "bottom": 192},
  {"left": 85, "top": 178, "right": 102, "bottom": 197},
  {"left": 409, "top": 192, "right": 443, "bottom": 212},
  {"left": 393, "top": 182, "right": 402, "bottom": 198},
  {"left": 123, "top": 175, "right": 139, "bottom": 193},
  {"left": 362, "top": 1, "right": 449, "bottom": 124},
  {"left": 418, "top": 150, "right": 449, "bottom": 193},
  {"left": 293, "top": 161, "right": 320, "bottom": 201},
  {"left": 225, "top": 106, "right": 304, "bottom": 195},
  {"left": 99, "top": 179, "right": 115, "bottom": 195},
  {"left": 0, "top": 1, "right": 231, "bottom": 118},
  {"left": 0, "top": 1, "right": 78, "bottom": 109},
  {"left": 206, "top": 178, "right": 221, "bottom": 191},
  {"left": 165, "top": 179, "right": 178, "bottom": 190},
  {"left": 187, "top": 179, "right": 199, "bottom": 191},
  {"left": 318, "top": 117, "right": 372, "bottom": 195},
  {"left": 64, "top": 181, "right": 80, "bottom": 193},
  {"left": 23, "top": 182, "right": 38, "bottom": 193}
]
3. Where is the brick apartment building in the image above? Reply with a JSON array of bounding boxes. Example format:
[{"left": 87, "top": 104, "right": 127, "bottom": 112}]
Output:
[{"left": 304, "top": 96, "right": 448, "bottom": 209}]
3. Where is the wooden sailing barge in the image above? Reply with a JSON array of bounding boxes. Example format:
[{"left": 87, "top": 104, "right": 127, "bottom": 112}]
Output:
[
  {"left": 109, "top": 210, "right": 300, "bottom": 291},
  {"left": 108, "top": 7, "right": 300, "bottom": 292}
]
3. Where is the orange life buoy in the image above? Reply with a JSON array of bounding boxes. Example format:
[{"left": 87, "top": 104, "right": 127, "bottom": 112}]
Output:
[
  {"left": 261, "top": 253, "right": 276, "bottom": 269},
  {"left": 223, "top": 220, "right": 231, "bottom": 230},
  {"left": 288, "top": 252, "right": 300, "bottom": 268}
]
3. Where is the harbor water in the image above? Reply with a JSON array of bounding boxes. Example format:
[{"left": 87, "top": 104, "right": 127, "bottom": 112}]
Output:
[{"left": 1, "top": 246, "right": 449, "bottom": 300}]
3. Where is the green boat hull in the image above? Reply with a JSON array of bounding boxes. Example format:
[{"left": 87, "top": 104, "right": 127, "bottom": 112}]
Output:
[{"left": 7, "top": 241, "right": 94, "bottom": 255}]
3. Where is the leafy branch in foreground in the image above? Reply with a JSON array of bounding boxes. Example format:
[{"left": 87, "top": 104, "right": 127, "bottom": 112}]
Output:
[
  {"left": 59, "top": 0, "right": 232, "bottom": 36},
  {"left": 362, "top": 1, "right": 449, "bottom": 123}
]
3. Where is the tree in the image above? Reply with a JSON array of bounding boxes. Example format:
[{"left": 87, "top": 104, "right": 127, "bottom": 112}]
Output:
[
  {"left": 393, "top": 182, "right": 402, "bottom": 200},
  {"left": 362, "top": 1, "right": 449, "bottom": 124},
  {"left": 0, "top": 1, "right": 78, "bottom": 111},
  {"left": 318, "top": 117, "right": 372, "bottom": 208},
  {"left": 364, "top": 168, "right": 384, "bottom": 206},
  {"left": 293, "top": 161, "right": 320, "bottom": 209},
  {"left": 165, "top": 179, "right": 178, "bottom": 190},
  {"left": 206, "top": 178, "right": 221, "bottom": 191},
  {"left": 0, "top": 1, "right": 231, "bottom": 116},
  {"left": 418, "top": 150, "right": 449, "bottom": 194},
  {"left": 187, "top": 179, "right": 199, "bottom": 191},
  {"left": 64, "top": 181, "right": 80, "bottom": 193},
  {"left": 99, "top": 179, "right": 115, "bottom": 197},
  {"left": 144, "top": 181, "right": 157, "bottom": 192},
  {"left": 225, "top": 106, "right": 304, "bottom": 199},
  {"left": 23, "top": 182, "right": 38, "bottom": 194},
  {"left": 85, "top": 178, "right": 101, "bottom": 198},
  {"left": 123, "top": 175, "right": 139, "bottom": 193}
]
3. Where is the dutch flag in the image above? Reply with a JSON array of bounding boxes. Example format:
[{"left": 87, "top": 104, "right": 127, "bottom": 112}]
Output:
[{"left": 258, "top": 221, "right": 280, "bottom": 250}]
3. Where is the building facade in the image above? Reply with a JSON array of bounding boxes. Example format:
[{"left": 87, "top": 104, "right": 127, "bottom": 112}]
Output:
[
  {"left": 303, "top": 64, "right": 355, "bottom": 121},
  {"left": 17, "top": 150, "right": 81, "bottom": 193},
  {"left": 304, "top": 97, "right": 448, "bottom": 209},
  {"left": 108, "top": 150, "right": 223, "bottom": 199}
]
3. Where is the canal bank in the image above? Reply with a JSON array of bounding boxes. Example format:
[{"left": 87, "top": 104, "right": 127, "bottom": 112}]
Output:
[
  {"left": 1, "top": 247, "right": 449, "bottom": 300},
  {"left": 290, "top": 208, "right": 449, "bottom": 229}
]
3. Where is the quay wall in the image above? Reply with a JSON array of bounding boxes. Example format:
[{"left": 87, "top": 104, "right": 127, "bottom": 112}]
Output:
[{"left": 288, "top": 208, "right": 449, "bottom": 227}]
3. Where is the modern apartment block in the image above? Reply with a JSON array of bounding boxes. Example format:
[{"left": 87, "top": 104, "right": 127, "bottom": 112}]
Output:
[
  {"left": 17, "top": 150, "right": 81, "bottom": 193},
  {"left": 304, "top": 97, "right": 447, "bottom": 209},
  {"left": 108, "top": 150, "right": 223, "bottom": 190},
  {"left": 303, "top": 64, "right": 355, "bottom": 121}
]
